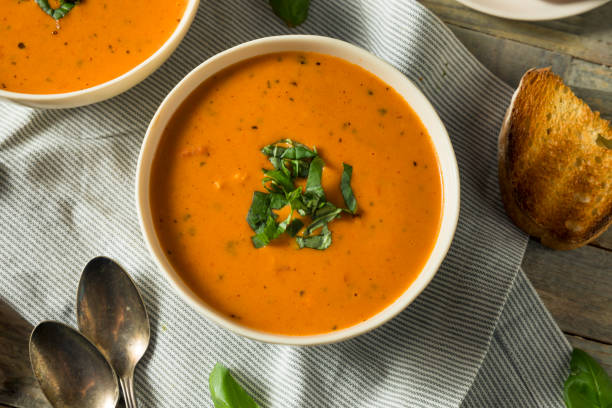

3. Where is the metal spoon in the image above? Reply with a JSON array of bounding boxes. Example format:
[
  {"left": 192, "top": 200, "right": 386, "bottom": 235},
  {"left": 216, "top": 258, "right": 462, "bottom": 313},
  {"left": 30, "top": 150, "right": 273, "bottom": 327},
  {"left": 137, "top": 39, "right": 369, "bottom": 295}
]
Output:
[
  {"left": 76, "top": 256, "right": 150, "bottom": 408},
  {"left": 29, "top": 321, "right": 119, "bottom": 408}
]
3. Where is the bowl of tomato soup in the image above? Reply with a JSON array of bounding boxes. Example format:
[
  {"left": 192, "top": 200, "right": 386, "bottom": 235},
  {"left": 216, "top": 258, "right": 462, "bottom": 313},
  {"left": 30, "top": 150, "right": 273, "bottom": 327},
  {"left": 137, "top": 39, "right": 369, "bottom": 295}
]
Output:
[
  {"left": 136, "top": 36, "right": 460, "bottom": 345},
  {"left": 0, "top": 0, "right": 199, "bottom": 108}
]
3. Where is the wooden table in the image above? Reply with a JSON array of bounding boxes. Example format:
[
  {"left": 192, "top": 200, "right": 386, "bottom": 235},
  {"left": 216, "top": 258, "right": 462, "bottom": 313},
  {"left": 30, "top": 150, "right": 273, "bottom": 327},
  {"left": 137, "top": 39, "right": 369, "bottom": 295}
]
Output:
[{"left": 1, "top": 2, "right": 611, "bottom": 406}]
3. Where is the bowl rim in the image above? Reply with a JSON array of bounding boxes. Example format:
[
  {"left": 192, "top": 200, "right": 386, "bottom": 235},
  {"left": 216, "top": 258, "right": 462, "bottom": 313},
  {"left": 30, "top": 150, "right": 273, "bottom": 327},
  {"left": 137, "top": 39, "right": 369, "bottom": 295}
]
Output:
[
  {"left": 454, "top": 0, "right": 609, "bottom": 21},
  {"left": 136, "top": 35, "right": 460, "bottom": 345},
  {"left": 0, "top": 0, "right": 200, "bottom": 104}
]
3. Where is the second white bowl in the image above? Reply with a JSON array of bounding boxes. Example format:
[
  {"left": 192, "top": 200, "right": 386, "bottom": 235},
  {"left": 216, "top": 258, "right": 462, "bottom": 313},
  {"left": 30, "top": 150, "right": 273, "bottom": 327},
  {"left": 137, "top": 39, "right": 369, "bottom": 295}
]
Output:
[{"left": 0, "top": 0, "right": 199, "bottom": 109}]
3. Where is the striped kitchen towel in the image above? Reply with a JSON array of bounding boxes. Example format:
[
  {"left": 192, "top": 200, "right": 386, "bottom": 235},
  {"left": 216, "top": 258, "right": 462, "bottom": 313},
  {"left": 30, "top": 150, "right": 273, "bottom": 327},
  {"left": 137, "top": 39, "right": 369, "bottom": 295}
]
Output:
[{"left": 0, "top": 1, "right": 570, "bottom": 406}]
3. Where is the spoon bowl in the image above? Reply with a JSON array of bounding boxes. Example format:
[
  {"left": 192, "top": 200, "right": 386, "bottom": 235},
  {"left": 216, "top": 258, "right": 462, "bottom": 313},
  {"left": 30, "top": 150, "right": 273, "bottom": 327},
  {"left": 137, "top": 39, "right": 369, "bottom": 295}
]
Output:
[
  {"left": 77, "top": 256, "right": 150, "bottom": 407},
  {"left": 29, "top": 321, "right": 119, "bottom": 408}
]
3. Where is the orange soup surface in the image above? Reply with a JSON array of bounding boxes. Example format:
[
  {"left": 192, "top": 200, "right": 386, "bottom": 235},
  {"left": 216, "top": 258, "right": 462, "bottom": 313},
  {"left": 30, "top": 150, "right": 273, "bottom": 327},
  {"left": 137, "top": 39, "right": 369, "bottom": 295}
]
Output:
[
  {"left": 151, "top": 52, "right": 443, "bottom": 335},
  {"left": 1, "top": 0, "right": 186, "bottom": 93}
]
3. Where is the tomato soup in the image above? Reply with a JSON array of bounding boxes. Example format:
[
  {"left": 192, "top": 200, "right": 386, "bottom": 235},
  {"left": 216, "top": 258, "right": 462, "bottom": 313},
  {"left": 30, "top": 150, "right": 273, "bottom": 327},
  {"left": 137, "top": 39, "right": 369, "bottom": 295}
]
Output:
[
  {"left": 1, "top": 0, "right": 186, "bottom": 94},
  {"left": 151, "top": 52, "right": 442, "bottom": 335}
]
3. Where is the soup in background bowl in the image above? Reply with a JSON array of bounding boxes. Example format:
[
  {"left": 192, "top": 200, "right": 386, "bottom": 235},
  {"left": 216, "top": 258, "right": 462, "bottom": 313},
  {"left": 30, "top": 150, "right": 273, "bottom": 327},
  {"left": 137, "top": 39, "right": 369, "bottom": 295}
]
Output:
[
  {"left": 136, "top": 36, "right": 460, "bottom": 345},
  {"left": 0, "top": 0, "right": 199, "bottom": 108}
]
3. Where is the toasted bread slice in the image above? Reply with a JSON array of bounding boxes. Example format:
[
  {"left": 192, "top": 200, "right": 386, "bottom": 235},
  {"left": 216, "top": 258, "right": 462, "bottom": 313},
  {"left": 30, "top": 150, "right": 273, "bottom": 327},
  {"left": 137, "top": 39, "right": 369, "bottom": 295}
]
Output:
[{"left": 498, "top": 68, "right": 612, "bottom": 250}]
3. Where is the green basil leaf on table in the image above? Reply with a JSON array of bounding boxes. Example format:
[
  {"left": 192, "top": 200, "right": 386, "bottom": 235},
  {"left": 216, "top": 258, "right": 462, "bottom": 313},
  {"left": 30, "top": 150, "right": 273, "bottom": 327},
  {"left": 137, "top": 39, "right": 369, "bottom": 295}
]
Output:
[
  {"left": 269, "top": 0, "right": 310, "bottom": 27},
  {"left": 564, "top": 348, "right": 612, "bottom": 408},
  {"left": 209, "top": 363, "right": 259, "bottom": 408}
]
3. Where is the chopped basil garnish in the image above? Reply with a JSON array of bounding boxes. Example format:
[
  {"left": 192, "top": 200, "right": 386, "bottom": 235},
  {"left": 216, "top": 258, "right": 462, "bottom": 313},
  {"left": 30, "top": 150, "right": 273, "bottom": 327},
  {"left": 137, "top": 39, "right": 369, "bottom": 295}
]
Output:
[
  {"left": 286, "top": 219, "right": 304, "bottom": 237},
  {"left": 305, "top": 156, "right": 326, "bottom": 202},
  {"left": 247, "top": 139, "right": 358, "bottom": 250},
  {"left": 296, "top": 225, "right": 332, "bottom": 250},
  {"left": 35, "top": 0, "right": 79, "bottom": 20},
  {"left": 246, "top": 192, "right": 271, "bottom": 231},
  {"left": 303, "top": 203, "right": 343, "bottom": 236}
]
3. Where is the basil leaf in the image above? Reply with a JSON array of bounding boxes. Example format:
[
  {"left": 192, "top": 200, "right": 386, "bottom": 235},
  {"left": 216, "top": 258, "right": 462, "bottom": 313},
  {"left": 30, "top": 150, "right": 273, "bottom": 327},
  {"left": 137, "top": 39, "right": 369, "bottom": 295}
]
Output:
[
  {"left": 251, "top": 213, "right": 291, "bottom": 248},
  {"left": 262, "top": 139, "right": 316, "bottom": 178},
  {"left": 297, "top": 225, "right": 332, "bottom": 250},
  {"left": 36, "top": 0, "right": 78, "bottom": 20},
  {"left": 287, "top": 158, "right": 312, "bottom": 179},
  {"left": 252, "top": 215, "right": 278, "bottom": 248},
  {"left": 305, "top": 156, "right": 325, "bottom": 198},
  {"left": 303, "top": 156, "right": 326, "bottom": 210},
  {"left": 304, "top": 203, "right": 342, "bottom": 236},
  {"left": 286, "top": 218, "right": 304, "bottom": 237},
  {"left": 269, "top": 193, "right": 287, "bottom": 210},
  {"left": 269, "top": 0, "right": 310, "bottom": 27},
  {"left": 285, "top": 187, "right": 307, "bottom": 213},
  {"left": 268, "top": 156, "right": 284, "bottom": 171},
  {"left": 340, "top": 163, "right": 358, "bottom": 214},
  {"left": 262, "top": 140, "right": 317, "bottom": 160},
  {"left": 261, "top": 144, "right": 288, "bottom": 159},
  {"left": 246, "top": 192, "right": 271, "bottom": 231},
  {"left": 564, "top": 349, "right": 612, "bottom": 408},
  {"left": 283, "top": 146, "right": 318, "bottom": 161},
  {"left": 263, "top": 168, "right": 294, "bottom": 193},
  {"left": 209, "top": 363, "right": 259, "bottom": 408}
]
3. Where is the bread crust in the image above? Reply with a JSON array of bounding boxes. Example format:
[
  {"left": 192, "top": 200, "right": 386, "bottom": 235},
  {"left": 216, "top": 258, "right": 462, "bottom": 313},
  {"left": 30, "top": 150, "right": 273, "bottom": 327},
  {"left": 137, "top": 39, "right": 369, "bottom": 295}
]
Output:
[{"left": 498, "top": 68, "right": 612, "bottom": 250}]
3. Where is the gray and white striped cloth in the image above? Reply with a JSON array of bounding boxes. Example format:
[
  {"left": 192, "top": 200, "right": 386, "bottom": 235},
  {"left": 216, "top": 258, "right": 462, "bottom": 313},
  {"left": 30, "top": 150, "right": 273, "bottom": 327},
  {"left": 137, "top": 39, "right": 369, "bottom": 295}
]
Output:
[{"left": 0, "top": 1, "right": 571, "bottom": 406}]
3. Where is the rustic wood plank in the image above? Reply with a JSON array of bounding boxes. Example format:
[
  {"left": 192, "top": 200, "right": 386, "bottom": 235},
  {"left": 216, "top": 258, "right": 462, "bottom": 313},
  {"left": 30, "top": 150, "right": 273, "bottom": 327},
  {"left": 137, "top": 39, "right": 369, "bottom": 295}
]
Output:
[
  {"left": 566, "top": 58, "right": 612, "bottom": 92},
  {"left": 592, "top": 229, "right": 612, "bottom": 251},
  {"left": 419, "top": 0, "right": 612, "bottom": 66},
  {"left": 566, "top": 334, "right": 612, "bottom": 377},
  {"left": 449, "top": 25, "right": 571, "bottom": 87},
  {"left": 447, "top": 25, "right": 612, "bottom": 122},
  {"left": 0, "top": 300, "right": 50, "bottom": 408},
  {"left": 523, "top": 239, "right": 612, "bottom": 344}
]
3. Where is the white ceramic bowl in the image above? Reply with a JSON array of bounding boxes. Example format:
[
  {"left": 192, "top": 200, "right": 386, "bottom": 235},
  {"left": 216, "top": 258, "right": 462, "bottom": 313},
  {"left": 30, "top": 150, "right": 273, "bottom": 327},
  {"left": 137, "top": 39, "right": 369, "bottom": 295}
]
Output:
[
  {"left": 455, "top": 0, "right": 609, "bottom": 21},
  {"left": 0, "top": 0, "right": 199, "bottom": 109},
  {"left": 136, "top": 35, "right": 460, "bottom": 345}
]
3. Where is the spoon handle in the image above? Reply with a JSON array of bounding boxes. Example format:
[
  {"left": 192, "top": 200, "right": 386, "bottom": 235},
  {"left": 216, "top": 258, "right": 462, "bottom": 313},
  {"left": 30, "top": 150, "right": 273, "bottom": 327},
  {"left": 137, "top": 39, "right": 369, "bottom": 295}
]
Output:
[{"left": 120, "top": 375, "right": 138, "bottom": 408}]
